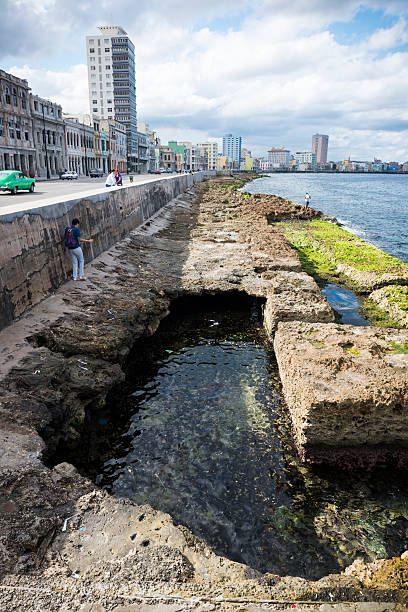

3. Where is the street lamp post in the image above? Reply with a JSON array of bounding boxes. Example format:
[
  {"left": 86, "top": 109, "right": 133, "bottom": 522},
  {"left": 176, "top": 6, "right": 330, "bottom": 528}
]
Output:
[
  {"left": 41, "top": 104, "right": 50, "bottom": 179},
  {"left": 83, "top": 127, "right": 89, "bottom": 176}
]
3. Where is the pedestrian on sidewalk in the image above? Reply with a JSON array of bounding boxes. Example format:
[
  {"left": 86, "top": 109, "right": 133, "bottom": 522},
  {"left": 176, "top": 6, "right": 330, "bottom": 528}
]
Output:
[
  {"left": 105, "top": 169, "right": 117, "bottom": 187},
  {"left": 304, "top": 192, "right": 311, "bottom": 208},
  {"left": 64, "top": 218, "right": 93, "bottom": 281}
]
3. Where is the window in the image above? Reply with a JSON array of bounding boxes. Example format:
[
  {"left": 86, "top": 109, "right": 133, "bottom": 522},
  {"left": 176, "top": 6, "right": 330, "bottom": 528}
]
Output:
[
  {"left": 92, "top": 90, "right": 97, "bottom": 95},
  {"left": 90, "top": 66, "right": 96, "bottom": 71},
  {"left": 34, "top": 101, "right": 38, "bottom": 111},
  {"left": 107, "top": 99, "right": 112, "bottom": 104},
  {"left": 92, "top": 99, "right": 97, "bottom": 104},
  {"left": 21, "top": 93, "right": 26, "bottom": 109},
  {"left": 105, "top": 48, "right": 110, "bottom": 52},
  {"left": 108, "top": 108, "right": 112, "bottom": 112},
  {"left": 8, "top": 121, "right": 14, "bottom": 138},
  {"left": 89, "top": 48, "right": 95, "bottom": 53},
  {"left": 106, "top": 65, "right": 111, "bottom": 70},
  {"left": 12, "top": 88, "right": 17, "bottom": 105},
  {"left": 89, "top": 57, "right": 95, "bottom": 62},
  {"left": 104, "top": 38, "right": 109, "bottom": 44},
  {"left": 15, "top": 121, "right": 21, "bottom": 139},
  {"left": 89, "top": 39, "right": 94, "bottom": 44},
  {"left": 4, "top": 86, "right": 10, "bottom": 104},
  {"left": 0, "top": 118, "right": 3, "bottom": 137},
  {"left": 91, "top": 75, "right": 96, "bottom": 80},
  {"left": 25, "top": 131, "right": 29, "bottom": 140},
  {"left": 93, "top": 108, "right": 98, "bottom": 112}
]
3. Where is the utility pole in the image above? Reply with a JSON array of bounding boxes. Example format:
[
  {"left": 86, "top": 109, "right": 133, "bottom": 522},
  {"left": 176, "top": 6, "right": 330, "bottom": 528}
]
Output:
[
  {"left": 83, "top": 126, "right": 89, "bottom": 176},
  {"left": 42, "top": 104, "right": 50, "bottom": 179}
]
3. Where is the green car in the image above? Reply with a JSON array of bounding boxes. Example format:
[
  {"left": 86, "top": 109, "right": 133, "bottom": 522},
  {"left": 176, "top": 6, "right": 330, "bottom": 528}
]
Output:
[{"left": 0, "top": 170, "right": 35, "bottom": 194}]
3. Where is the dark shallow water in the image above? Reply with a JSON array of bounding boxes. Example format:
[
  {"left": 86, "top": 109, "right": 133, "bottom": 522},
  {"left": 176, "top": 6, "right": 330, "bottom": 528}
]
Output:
[
  {"left": 94, "top": 296, "right": 408, "bottom": 580},
  {"left": 243, "top": 173, "right": 408, "bottom": 263}
]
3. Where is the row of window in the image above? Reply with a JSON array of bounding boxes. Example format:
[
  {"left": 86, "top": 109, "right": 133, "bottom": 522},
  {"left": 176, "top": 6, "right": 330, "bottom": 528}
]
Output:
[
  {"left": 89, "top": 48, "right": 110, "bottom": 53},
  {"left": 88, "top": 38, "right": 110, "bottom": 45},
  {"left": 0, "top": 118, "right": 30, "bottom": 140},
  {"left": 32, "top": 100, "right": 62, "bottom": 117},
  {"left": 1, "top": 85, "right": 28, "bottom": 109}
]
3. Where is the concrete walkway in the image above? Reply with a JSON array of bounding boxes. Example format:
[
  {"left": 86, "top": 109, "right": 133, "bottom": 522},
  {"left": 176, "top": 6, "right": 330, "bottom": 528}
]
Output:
[{"left": 0, "top": 173, "right": 189, "bottom": 216}]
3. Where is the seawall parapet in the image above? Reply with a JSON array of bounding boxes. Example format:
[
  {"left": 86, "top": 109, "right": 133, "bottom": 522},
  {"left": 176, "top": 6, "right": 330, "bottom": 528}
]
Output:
[{"left": 0, "top": 172, "right": 214, "bottom": 331}]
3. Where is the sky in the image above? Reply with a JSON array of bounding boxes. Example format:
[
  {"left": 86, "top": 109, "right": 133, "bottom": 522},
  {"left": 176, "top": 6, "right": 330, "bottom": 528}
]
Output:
[{"left": 2, "top": 0, "right": 408, "bottom": 161}]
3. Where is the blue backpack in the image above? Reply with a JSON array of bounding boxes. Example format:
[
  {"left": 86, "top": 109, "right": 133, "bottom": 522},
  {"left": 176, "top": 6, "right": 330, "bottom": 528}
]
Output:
[{"left": 64, "top": 226, "right": 77, "bottom": 249}]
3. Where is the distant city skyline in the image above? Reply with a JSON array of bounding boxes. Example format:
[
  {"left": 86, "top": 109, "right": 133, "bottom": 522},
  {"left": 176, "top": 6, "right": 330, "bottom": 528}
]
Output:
[{"left": 3, "top": 1, "right": 408, "bottom": 161}]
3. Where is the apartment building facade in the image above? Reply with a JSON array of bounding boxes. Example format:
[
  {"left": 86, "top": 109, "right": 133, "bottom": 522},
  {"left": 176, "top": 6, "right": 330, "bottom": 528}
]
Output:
[
  {"left": 31, "top": 95, "right": 66, "bottom": 177},
  {"left": 0, "top": 70, "right": 36, "bottom": 174}
]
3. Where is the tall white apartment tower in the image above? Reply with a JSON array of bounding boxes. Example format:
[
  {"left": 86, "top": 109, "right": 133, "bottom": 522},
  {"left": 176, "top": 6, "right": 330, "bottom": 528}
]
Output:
[
  {"left": 312, "top": 134, "right": 329, "bottom": 165},
  {"left": 86, "top": 26, "right": 138, "bottom": 171}
]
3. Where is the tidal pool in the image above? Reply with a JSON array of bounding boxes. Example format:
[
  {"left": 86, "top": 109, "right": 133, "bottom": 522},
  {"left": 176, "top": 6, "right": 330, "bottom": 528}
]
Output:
[
  {"left": 322, "top": 283, "right": 369, "bottom": 326},
  {"left": 92, "top": 294, "right": 408, "bottom": 580}
]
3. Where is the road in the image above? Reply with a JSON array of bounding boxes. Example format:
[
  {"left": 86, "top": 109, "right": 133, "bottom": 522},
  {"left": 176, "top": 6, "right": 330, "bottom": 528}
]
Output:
[{"left": 0, "top": 173, "right": 179, "bottom": 209}]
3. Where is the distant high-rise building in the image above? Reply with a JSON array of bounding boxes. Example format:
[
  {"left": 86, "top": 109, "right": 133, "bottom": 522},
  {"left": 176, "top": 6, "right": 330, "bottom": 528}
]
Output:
[
  {"left": 86, "top": 26, "right": 138, "bottom": 171},
  {"left": 312, "top": 134, "right": 329, "bottom": 165},
  {"left": 222, "top": 133, "right": 242, "bottom": 166}
]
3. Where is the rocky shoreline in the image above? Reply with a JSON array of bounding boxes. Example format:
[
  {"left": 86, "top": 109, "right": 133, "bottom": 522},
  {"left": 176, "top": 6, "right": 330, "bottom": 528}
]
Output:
[{"left": 0, "top": 175, "right": 408, "bottom": 610}]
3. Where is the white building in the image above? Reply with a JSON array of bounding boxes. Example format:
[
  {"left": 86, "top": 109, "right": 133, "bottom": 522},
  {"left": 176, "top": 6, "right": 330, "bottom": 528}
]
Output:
[
  {"left": 294, "top": 152, "right": 316, "bottom": 171},
  {"left": 196, "top": 142, "right": 218, "bottom": 170},
  {"left": 312, "top": 134, "right": 329, "bottom": 165},
  {"left": 86, "top": 26, "right": 138, "bottom": 171},
  {"left": 267, "top": 148, "right": 290, "bottom": 170}
]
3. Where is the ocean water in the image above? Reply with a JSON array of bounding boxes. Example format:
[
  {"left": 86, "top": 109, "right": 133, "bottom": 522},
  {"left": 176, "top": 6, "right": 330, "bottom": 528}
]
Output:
[{"left": 243, "top": 173, "right": 408, "bottom": 263}]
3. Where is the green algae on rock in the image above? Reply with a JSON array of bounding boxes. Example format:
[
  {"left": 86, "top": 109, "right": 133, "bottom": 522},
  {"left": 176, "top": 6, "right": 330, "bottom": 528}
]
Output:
[{"left": 276, "top": 219, "right": 408, "bottom": 291}]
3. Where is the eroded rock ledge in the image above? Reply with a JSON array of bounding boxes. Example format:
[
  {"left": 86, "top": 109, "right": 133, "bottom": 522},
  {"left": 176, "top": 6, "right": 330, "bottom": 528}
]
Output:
[{"left": 0, "top": 176, "right": 407, "bottom": 610}]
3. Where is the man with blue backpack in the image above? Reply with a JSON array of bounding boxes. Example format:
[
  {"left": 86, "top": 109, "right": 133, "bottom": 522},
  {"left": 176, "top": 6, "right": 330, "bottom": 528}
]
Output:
[{"left": 64, "top": 218, "right": 94, "bottom": 281}]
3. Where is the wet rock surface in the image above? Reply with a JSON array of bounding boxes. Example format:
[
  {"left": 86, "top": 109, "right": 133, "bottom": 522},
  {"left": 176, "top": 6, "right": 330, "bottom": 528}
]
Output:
[
  {"left": 274, "top": 321, "right": 408, "bottom": 467},
  {"left": 0, "top": 176, "right": 406, "bottom": 608}
]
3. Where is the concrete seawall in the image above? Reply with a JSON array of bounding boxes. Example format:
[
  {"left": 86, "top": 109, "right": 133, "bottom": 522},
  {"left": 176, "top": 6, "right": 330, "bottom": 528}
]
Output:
[{"left": 0, "top": 172, "right": 213, "bottom": 330}]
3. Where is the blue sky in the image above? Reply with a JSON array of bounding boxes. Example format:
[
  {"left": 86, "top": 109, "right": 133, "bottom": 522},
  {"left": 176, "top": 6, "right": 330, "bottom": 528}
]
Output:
[{"left": 3, "top": 0, "right": 408, "bottom": 161}]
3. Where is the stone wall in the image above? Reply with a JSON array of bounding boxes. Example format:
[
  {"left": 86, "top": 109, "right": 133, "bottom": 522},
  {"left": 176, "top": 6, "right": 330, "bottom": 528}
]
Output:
[{"left": 0, "top": 173, "right": 213, "bottom": 330}]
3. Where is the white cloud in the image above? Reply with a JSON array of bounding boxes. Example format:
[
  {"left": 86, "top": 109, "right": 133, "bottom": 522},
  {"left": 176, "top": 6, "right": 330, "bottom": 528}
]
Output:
[
  {"left": 8, "top": 64, "right": 89, "bottom": 114},
  {"left": 5, "top": 0, "right": 408, "bottom": 159}
]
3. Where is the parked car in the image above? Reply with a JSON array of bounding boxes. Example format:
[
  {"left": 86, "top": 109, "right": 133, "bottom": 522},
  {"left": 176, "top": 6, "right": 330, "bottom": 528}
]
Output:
[
  {"left": 60, "top": 171, "right": 78, "bottom": 180},
  {"left": 0, "top": 170, "right": 35, "bottom": 194},
  {"left": 153, "top": 170, "right": 161, "bottom": 174},
  {"left": 89, "top": 168, "right": 104, "bottom": 178}
]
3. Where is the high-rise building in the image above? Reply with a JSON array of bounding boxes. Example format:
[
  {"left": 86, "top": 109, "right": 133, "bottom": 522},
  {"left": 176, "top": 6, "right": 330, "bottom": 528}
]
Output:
[
  {"left": 86, "top": 26, "right": 138, "bottom": 171},
  {"left": 222, "top": 133, "right": 242, "bottom": 167},
  {"left": 312, "top": 134, "right": 329, "bottom": 165}
]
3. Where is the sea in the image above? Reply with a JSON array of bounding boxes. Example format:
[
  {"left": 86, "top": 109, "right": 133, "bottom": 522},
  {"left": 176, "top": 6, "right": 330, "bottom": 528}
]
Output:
[{"left": 243, "top": 173, "right": 408, "bottom": 264}]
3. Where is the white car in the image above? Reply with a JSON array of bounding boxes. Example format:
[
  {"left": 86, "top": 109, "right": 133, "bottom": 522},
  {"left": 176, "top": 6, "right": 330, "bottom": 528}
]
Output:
[{"left": 60, "top": 171, "right": 78, "bottom": 180}]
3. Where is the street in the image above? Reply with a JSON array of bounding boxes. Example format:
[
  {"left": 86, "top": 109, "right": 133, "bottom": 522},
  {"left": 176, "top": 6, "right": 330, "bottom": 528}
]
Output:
[{"left": 0, "top": 173, "right": 177, "bottom": 208}]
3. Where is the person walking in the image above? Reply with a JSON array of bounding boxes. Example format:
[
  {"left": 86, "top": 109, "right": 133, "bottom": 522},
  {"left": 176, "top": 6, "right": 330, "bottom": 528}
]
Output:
[
  {"left": 105, "top": 169, "right": 117, "bottom": 187},
  {"left": 64, "top": 218, "right": 93, "bottom": 281},
  {"left": 304, "top": 192, "right": 311, "bottom": 208}
]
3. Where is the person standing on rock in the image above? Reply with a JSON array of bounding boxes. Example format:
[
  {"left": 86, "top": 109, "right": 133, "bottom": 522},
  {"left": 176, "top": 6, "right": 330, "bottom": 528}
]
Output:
[
  {"left": 304, "top": 193, "right": 311, "bottom": 208},
  {"left": 64, "top": 218, "right": 93, "bottom": 281}
]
